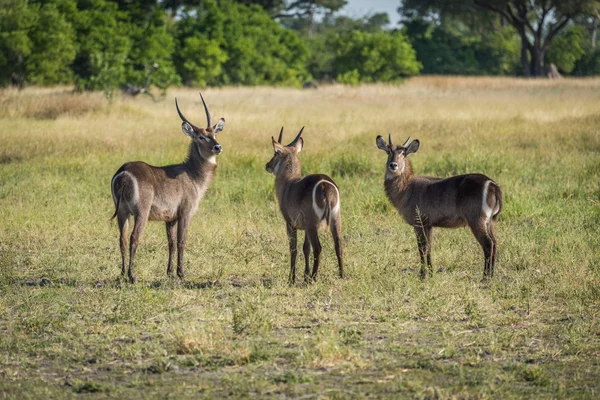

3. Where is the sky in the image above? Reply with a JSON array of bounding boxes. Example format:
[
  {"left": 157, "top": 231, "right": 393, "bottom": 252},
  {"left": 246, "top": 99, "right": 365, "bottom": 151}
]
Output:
[{"left": 340, "top": 0, "right": 401, "bottom": 26}]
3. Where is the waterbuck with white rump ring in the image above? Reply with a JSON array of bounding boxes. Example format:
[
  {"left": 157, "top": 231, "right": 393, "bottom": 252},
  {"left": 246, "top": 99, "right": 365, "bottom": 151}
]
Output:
[
  {"left": 111, "top": 93, "right": 225, "bottom": 283},
  {"left": 266, "top": 127, "right": 344, "bottom": 284},
  {"left": 376, "top": 134, "right": 502, "bottom": 280}
]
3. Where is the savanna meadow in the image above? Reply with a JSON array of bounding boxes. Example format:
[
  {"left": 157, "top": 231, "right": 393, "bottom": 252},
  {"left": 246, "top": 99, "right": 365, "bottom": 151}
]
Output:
[{"left": 1, "top": 77, "right": 600, "bottom": 398}]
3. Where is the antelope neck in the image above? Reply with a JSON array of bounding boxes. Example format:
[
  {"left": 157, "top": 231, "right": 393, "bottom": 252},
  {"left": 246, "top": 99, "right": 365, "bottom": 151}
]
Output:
[{"left": 184, "top": 141, "right": 217, "bottom": 182}]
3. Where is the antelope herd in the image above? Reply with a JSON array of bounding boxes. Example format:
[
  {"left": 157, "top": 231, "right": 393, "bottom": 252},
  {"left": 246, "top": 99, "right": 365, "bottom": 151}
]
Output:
[{"left": 111, "top": 94, "right": 503, "bottom": 284}]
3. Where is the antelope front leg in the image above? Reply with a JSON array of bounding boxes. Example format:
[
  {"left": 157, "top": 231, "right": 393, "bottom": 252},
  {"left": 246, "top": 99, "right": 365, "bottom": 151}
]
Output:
[
  {"left": 166, "top": 220, "right": 177, "bottom": 278},
  {"left": 414, "top": 226, "right": 433, "bottom": 280},
  {"left": 176, "top": 217, "right": 191, "bottom": 280},
  {"left": 286, "top": 223, "right": 298, "bottom": 285}
]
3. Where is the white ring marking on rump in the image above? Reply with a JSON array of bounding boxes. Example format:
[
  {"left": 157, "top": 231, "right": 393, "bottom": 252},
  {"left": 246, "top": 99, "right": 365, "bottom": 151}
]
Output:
[
  {"left": 312, "top": 179, "right": 340, "bottom": 220},
  {"left": 482, "top": 180, "right": 493, "bottom": 219}
]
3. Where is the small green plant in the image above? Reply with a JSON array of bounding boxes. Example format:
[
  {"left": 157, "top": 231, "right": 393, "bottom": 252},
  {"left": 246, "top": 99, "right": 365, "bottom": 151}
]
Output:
[
  {"left": 339, "top": 326, "right": 363, "bottom": 346},
  {"left": 231, "top": 293, "right": 273, "bottom": 335}
]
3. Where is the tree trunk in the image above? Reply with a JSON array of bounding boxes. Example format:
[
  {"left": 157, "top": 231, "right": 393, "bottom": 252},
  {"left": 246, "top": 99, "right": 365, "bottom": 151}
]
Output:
[
  {"left": 530, "top": 46, "right": 546, "bottom": 77},
  {"left": 518, "top": 29, "right": 531, "bottom": 77},
  {"left": 592, "top": 17, "right": 597, "bottom": 48}
]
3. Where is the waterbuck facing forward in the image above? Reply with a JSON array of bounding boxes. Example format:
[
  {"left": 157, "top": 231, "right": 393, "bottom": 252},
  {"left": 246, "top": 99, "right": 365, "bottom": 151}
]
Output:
[
  {"left": 111, "top": 94, "right": 225, "bottom": 283},
  {"left": 376, "top": 135, "right": 502, "bottom": 280},
  {"left": 266, "top": 127, "right": 344, "bottom": 284}
]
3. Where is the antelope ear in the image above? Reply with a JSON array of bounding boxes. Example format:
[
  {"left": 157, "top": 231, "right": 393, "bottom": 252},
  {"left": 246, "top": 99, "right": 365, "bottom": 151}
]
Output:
[
  {"left": 376, "top": 135, "right": 388, "bottom": 152},
  {"left": 405, "top": 139, "right": 420, "bottom": 156},
  {"left": 213, "top": 118, "right": 225, "bottom": 134},
  {"left": 294, "top": 137, "right": 303, "bottom": 153},
  {"left": 182, "top": 122, "right": 195, "bottom": 137},
  {"left": 272, "top": 139, "right": 284, "bottom": 153}
]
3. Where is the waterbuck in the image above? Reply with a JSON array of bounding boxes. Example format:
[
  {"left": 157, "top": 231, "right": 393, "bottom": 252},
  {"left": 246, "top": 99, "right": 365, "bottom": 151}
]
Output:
[
  {"left": 376, "top": 135, "right": 502, "bottom": 279},
  {"left": 111, "top": 94, "right": 225, "bottom": 283},
  {"left": 265, "top": 127, "right": 344, "bottom": 284}
]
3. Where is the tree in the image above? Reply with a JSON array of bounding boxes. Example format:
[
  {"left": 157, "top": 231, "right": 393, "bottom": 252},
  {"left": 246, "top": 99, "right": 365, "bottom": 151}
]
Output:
[
  {"left": 236, "top": 0, "right": 286, "bottom": 15},
  {"left": 547, "top": 25, "right": 585, "bottom": 73},
  {"left": 125, "top": 8, "right": 181, "bottom": 92},
  {"left": 72, "top": 0, "right": 132, "bottom": 97},
  {"left": 174, "top": 0, "right": 309, "bottom": 86},
  {"left": 0, "top": 0, "right": 38, "bottom": 87},
  {"left": 332, "top": 30, "right": 421, "bottom": 84},
  {"left": 403, "top": 19, "right": 520, "bottom": 75},
  {"left": 0, "top": 0, "right": 77, "bottom": 87},
  {"left": 27, "top": 0, "right": 77, "bottom": 85},
  {"left": 401, "top": 0, "right": 600, "bottom": 76},
  {"left": 281, "top": 0, "right": 347, "bottom": 36}
]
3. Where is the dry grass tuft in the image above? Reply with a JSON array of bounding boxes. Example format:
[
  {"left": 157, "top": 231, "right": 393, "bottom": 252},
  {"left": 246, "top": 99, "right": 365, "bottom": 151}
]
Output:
[{"left": 0, "top": 88, "right": 106, "bottom": 119}]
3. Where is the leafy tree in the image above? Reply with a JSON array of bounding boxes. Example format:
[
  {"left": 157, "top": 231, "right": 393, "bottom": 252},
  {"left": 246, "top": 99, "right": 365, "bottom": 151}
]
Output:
[
  {"left": 174, "top": 0, "right": 308, "bottom": 86},
  {"left": 401, "top": 0, "right": 600, "bottom": 76},
  {"left": 404, "top": 19, "right": 519, "bottom": 75},
  {"left": 0, "top": 0, "right": 77, "bottom": 87},
  {"left": 72, "top": 0, "right": 132, "bottom": 97},
  {"left": 0, "top": 0, "right": 37, "bottom": 87},
  {"left": 173, "top": 0, "right": 228, "bottom": 86},
  {"left": 547, "top": 25, "right": 585, "bottom": 73},
  {"left": 27, "top": 0, "right": 77, "bottom": 85},
  {"left": 280, "top": 0, "right": 347, "bottom": 35},
  {"left": 236, "top": 0, "right": 286, "bottom": 15},
  {"left": 331, "top": 30, "right": 421, "bottom": 83},
  {"left": 125, "top": 8, "right": 181, "bottom": 91}
]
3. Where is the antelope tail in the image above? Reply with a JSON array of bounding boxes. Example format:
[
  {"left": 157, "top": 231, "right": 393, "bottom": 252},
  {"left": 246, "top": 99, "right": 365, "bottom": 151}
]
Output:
[
  {"left": 323, "top": 184, "right": 340, "bottom": 225},
  {"left": 491, "top": 182, "right": 502, "bottom": 221}
]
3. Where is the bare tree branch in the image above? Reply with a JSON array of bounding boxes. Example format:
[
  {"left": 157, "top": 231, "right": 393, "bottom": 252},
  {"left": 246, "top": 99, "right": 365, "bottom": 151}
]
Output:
[{"left": 543, "top": 15, "right": 571, "bottom": 49}]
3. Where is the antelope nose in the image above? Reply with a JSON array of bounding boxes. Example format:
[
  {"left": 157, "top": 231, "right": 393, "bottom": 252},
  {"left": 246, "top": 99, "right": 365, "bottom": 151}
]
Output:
[
  {"left": 212, "top": 144, "right": 222, "bottom": 154},
  {"left": 389, "top": 162, "right": 399, "bottom": 171}
]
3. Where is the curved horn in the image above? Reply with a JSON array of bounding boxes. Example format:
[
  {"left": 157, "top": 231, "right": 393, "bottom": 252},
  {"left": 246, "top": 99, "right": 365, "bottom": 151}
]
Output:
[
  {"left": 402, "top": 136, "right": 411, "bottom": 147},
  {"left": 288, "top": 126, "right": 304, "bottom": 147},
  {"left": 199, "top": 92, "right": 212, "bottom": 128},
  {"left": 278, "top": 126, "right": 284, "bottom": 143},
  {"left": 175, "top": 98, "right": 200, "bottom": 131},
  {"left": 388, "top": 134, "right": 393, "bottom": 146}
]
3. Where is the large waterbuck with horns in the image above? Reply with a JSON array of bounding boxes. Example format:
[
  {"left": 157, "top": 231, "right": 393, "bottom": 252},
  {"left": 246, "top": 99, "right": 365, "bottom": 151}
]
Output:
[
  {"left": 376, "top": 135, "right": 502, "bottom": 280},
  {"left": 111, "top": 94, "right": 225, "bottom": 283},
  {"left": 265, "top": 127, "right": 344, "bottom": 284}
]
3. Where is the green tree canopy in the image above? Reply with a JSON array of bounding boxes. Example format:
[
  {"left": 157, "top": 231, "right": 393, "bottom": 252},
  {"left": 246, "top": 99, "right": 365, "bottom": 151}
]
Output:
[
  {"left": 332, "top": 30, "right": 421, "bottom": 84},
  {"left": 401, "top": 0, "right": 600, "bottom": 76}
]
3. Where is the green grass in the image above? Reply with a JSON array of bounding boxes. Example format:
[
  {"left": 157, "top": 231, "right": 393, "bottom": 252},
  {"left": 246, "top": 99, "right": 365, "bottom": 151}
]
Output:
[{"left": 1, "top": 77, "right": 600, "bottom": 398}]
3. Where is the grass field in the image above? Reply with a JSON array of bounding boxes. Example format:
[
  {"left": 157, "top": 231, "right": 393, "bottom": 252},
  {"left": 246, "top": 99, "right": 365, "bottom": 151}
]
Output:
[{"left": 1, "top": 77, "right": 599, "bottom": 398}]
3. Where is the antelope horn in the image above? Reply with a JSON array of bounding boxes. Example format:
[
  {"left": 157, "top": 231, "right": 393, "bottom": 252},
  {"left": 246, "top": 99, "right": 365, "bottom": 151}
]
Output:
[
  {"left": 288, "top": 126, "right": 304, "bottom": 147},
  {"left": 199, "top": 92, "right": 212, "bottom": 128},
  {"left": 175, "top": 98, "right": 200, "bottom": 131},
  {"left": 402, "top": 136, "right": 411, "bottom": 147},
  {"left": 278, "top": 126, "right": 284, "bottom": 143},
  {"left": 388, "top": 134, "right": 393, "bottom": 146}
]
